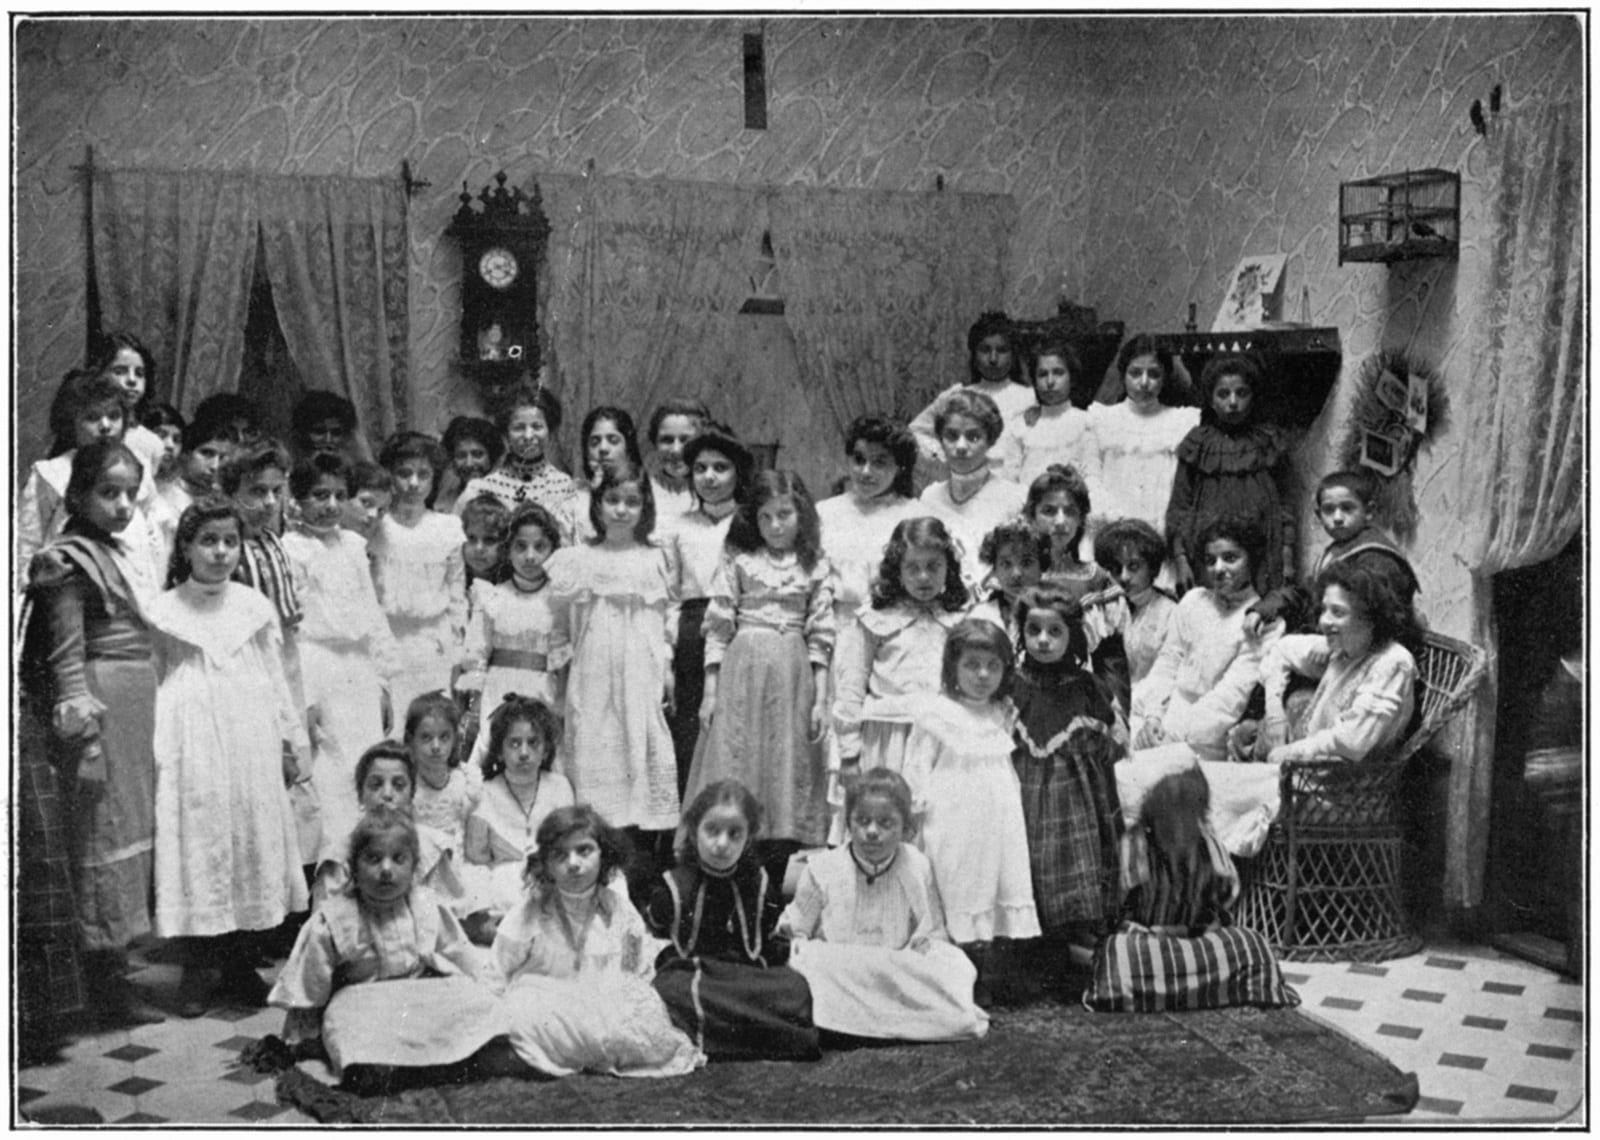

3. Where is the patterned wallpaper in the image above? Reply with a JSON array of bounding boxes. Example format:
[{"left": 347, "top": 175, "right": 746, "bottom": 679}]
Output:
[{"left": 14, "top": 14, "right": 1580, "bottom": 634}]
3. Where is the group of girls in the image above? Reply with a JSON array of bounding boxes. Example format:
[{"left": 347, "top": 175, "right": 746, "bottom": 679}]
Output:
[{"left": 18, "top": 310, "right": 1425, "bottom": 1072}]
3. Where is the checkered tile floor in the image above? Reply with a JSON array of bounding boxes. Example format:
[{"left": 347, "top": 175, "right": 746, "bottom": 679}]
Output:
[{"left": 12, "top": 938, "right": 1585, "bottom": 1125}]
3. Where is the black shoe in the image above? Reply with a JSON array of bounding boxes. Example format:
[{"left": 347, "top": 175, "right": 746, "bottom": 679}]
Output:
[{"left": 177, "top": 966, "right": 213, "bottom": 1018}]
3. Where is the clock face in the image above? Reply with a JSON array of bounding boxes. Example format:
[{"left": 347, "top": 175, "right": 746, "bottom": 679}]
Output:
[{"left": 478, "top": 246, "right": 519, "bottom": 290}]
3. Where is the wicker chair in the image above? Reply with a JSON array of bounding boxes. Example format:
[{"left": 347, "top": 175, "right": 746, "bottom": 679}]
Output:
[{"left": 1234, "top": 631, "right": 1489, "bottom": 962}]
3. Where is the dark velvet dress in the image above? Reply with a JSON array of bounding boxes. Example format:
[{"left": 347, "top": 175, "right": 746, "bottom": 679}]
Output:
[
  {"left": 1011, "top": 659, "right": 1127, "bottom": 936},
  {"left": 1166, "top": 420, "right": 1295, "bottom": 592},
  {"left": 646, "top": 861, "right": 819, "bottom": 1061}
]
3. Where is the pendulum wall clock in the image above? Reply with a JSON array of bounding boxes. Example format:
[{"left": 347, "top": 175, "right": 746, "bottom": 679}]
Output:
[{"left": 445, "top": 171, "right": 551, "bottom": 395}]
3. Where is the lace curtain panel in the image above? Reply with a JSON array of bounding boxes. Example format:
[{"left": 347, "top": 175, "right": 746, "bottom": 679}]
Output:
[
  {"left": 90, "top": 165, "right": 409, "bottom": 437},
  {"left": 541, "top": 172, "right": 766, "bottom": 460},
  {"left": 538, "top": 172, "right": 1015, "bottom": 457},
  {"left": 1447, "top": 101, "right": 1585, "bottom": 908}
]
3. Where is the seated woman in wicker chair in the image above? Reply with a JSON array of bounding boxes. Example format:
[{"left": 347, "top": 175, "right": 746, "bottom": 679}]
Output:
[{"left": 1200, "top": 558, "right": 1420, "bottom": 856}]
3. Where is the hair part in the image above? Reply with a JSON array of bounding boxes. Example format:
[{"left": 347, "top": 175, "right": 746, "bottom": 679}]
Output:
[
  {"left": 289, "top": 452, "right": 352, "bottom": 500},
  {"left": 579, "top": 405, "right": 645, "bottom": 482},
  {"left": 965, "top": 310, "right": 1020, "bottom": 384},
  {"left": 346, "top": 805, "right": 421, "bottom": 894},
  {"left": 291, "top": 390, "right": 358, "bottom": 438},
  {"left": 1316, "top": 467, "right": 1379, "bottom": 510},
  {"left": 505, "top": 500, "right": 563, "bottom": 551},
  {"left": 979, "top": 518, "right": 1052, "bottom": 572},
  {"left": 1012, "top": 585, "right": 1091, "bottom": 670},
  {"left": 48, "top": 370, "right": 125, "bottom": 456},
  {"left": 493, "top": 384, "right": 563, "bottom": 435},
  {"left": 726, "top": 469, "right": 822, "bottom": 571},
  {"left": 1194, "top": 513, "right": 1267, "bottom": 585},
  {"left": 530, "top": 804, "right": 631, "bottom": 896},
  {"left": 674, "top": 779, "right": 763, "bottom": 868},
  {"left": 403, "top": 691, "right": 462, "bottom": 768},
  {"left": 844, "top": 767, "right": 915, "bottom": 836},
  {"left": 587, "top": 460, "right": 656, "bottom": 543},
  {"left": 1316, "top": 557, "right": 1424, "bottom": 655},
  {"left": 218, "top": 438, "right": 292, "bottom": 497}
]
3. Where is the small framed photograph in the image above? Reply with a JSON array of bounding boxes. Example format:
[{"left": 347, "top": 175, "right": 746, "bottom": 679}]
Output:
[
  {"left": 1375, "top": 369, "right": 1410, "bottom": 416},
  {"left": 1405, "top": 373, "right": 1430, "bottom": 433},
  {"left": 1359, "top": 428, "right": 1404, "bottom": 477}
]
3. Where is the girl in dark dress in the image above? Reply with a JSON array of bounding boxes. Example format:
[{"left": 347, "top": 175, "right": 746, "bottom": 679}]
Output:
[
  {"left": 1010, "top": 586, "right": 1127, "bottom": 977},
  {"left": 645, "top": 780, "right": 820, "bottom": 1061}
]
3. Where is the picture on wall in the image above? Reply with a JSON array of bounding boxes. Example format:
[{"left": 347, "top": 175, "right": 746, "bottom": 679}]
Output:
[{"left": 1214, "top": 254, "right": 1287, "bottom": 331}]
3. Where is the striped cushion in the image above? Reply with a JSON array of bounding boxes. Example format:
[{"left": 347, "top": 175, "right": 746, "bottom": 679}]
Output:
[{"left": 1082, "top": 923, "right": 1300, "bottom": 1012}]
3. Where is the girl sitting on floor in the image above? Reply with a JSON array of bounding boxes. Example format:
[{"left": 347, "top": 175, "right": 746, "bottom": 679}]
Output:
[
  {"left": 780, "top": 768, "right": 988, "bottom": 1041},
  {"left": 268, "top": 807, "right": 503, "bottom": 1081},
  {"left": 491, "top": 804, "right": 704, "bottom": 1078}
]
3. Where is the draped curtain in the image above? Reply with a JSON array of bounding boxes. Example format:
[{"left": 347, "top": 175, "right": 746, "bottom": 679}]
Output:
[
  {"left": 90, "top": 165, "right": 409, "bottom": 437},
  {"left": 255, "top": 174, "right": 411, "bottom": 443},
  {"left": 90, "top": 168, "right": 259, "bottom": 415},
  {"left": 769, "top": 185, "right": 1016, "bottom": 439},
  {"left": 541, "top": 172, "right": 765, "bottom": 462},
  {"left": 1446, "top": 101, "right": 1585, "bottom": 907}
]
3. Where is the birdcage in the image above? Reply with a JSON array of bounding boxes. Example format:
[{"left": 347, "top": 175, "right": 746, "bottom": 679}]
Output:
[{"left": 1338, "top": 169, "right": 1460, "bottom": 265}]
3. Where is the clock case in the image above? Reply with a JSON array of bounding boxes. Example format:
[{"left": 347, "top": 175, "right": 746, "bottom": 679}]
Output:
[{"left": 446, "top": 171, "right": 551, "bottom": 391}]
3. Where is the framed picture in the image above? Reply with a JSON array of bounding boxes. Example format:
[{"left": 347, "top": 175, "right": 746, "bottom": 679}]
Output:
[
  {"left": 1214, "top": 254, "right": 1287, "bottom": 331},
  {"left": 1359, "top": 428, "right": 1405, "bottom": 477},
  {"left": 1406, "top": 373, "right": 1430, "bottom": 433},
  {"left": 1375, "top": 369, "right": 1410, "bottom": 416}
]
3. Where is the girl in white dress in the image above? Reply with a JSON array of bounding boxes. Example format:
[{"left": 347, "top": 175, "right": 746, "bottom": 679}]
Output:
[
  {"left": 371, "top": 431, "right": 468, "bottom": 717},
  {"left": 407, "top": 692, "right": 481, "bottom": 888},
  {"left": 281, "top": 453, "right": 400, "bottom": 848},
  {"left": 781, "top": 768, "right": 988, "bottom": 1040},
  {"left": 466, "top": 695, "right": 576, "bottom": 925},
  {"left": 1085, "top": 334, "right": 1199, "bottom": 559},
  {"left": 492, "top": 804, "right": 703, "bottom": 1078},
  {"left": 917, "top": 389, "right": 1025, "bottom": 589},
  {"left": 546, "top": 462, "right": 680, "bottom": 858},
  {"left": 902, "top": 618, "right": 1041, "bottom": 996},
  {"left": 908, "top": 310, "right": 1035, "bottom": 478},
  {"left": 147, "top": 501, "right": 310, "bottom": 1016},
  {"left": 833, "top": 516, "right": 970, "bottom": 775},
  {"left": 463, "top": 502, "right": 568, "bottom": 771},
  {"left": 268, "top": 808, "right": 501, "bottom": 1082},
  {"left": 999, "top": 339, "right": 1094, "bottom": 487}
]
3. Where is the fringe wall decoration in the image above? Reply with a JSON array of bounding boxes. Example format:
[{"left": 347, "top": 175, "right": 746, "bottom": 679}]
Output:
[{"left": 1334, "top": 350, "right": 1450, "bottom": 542}]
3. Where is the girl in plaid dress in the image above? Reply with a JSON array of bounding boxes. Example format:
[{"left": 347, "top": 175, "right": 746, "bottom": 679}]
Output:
[{"left": 1010, "top": 586, "right": 1127, "bottom": 980}]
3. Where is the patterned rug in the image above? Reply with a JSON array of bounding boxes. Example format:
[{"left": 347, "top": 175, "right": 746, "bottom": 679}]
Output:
[{"left": 274, "top": 998, "right": 1420, "bottom": 1126}]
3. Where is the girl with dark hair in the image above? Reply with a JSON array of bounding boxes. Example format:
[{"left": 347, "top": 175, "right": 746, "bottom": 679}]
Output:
[
  {"left": 645, "top": 780, "right": 821, "bottom": 1060},
  {"left": 465, "top": 694, "right": 575, "bottom": 924},
  {"left": 546, "top": 461, "right": 680, "bottom": 865},
  {"left": 1165, "top": 353, "right": 1296, "bottom": 594},
  {"left": 435, "top": 416, "right": 505, "bottom": 514},
  {"left": 917, "top": 388, "right": 1025, "bottom": 586},
  {"left": 907, "top": 310, "right": 1033, "bottom": 472},
  {"left": 20, "top": 371, "right": 165, "bottom": 595},
  {"left": 1010, "top": 587, "right": 1126, "bottom": 975},
  {"left": 1086, "top": 333, "right": 1199, "bottom": 556},
  {"left": 147, "top": 501, "right": 310, "bottom": 1017},
  {"left": 816, "top": 415, "right": 919, "bottom": 675},
  {"left": 492, "top": 804, "right": 704, "bottom": 1078},
  {"left": 665, "top": 428, "right": 756, "bottom": 793},
  {"left": 371, "top": 430, "right": 469, "bottom": 716},
  {"left": 1023, "top": 463, "right": 1114, "bottom": 603},
  {"left": 290, "top": 390, "right": 360, "bottom": 462},
  {"left": 902, "top": 618, "right": 1041, "bottom": 999},
  {"left": 267, "top": 807, "right": 499, "bottom": 1082},
  {"left": 90, "top": 331, "right": 168, "bottom": 482},
  {"left": 780, "top": 767, "right": 989, "bottom": 1041},
  {"left": 689, "top": 470, "right": 835, "bottom": 878},
  {"left": 1000, "top": 339, "right": 1093, "bottom": 485},
  {"left": 571, "top": 405, "right": 647, "bottom": 541},
  {"left": 18, "top": 441, "right": 162, "bottom": 1034},
  {"left": 1092, "top": 517, "right": 1178, "bottom": 688},
  {"left": 833, "top": 516, "right": 970, "bottom": 773},
  {"left": 645, "top": 397, "right": 711, "bottom": 523},
  {"left": 457, "top": 385, "right": 582, "bottom": 542}
]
